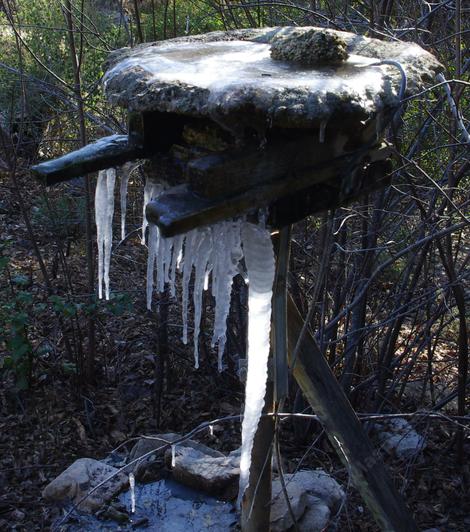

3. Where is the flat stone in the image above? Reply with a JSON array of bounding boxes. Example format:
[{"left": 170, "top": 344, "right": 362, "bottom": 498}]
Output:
[
  {"left": 128, "top": 433, "right": 224, "bottom": 481},
  {"left": 170, "top": 446, "right": 240, "bottom": 498},
  {"left": 103, "top": 26, "right": 442, "bottom": 132},
  {"left": 42, "top": 458, "right": 127, "bottom": 513}
]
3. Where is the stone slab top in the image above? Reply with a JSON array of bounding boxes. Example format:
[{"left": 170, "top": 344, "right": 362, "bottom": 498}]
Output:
[{"left": 103, "top": 26, "right": 442, "bottom": 131}]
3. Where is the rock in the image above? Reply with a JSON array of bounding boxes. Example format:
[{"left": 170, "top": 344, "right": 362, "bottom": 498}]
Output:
[
  {"left": 42, "top": 458, "right": 127, "bottom": 513},
  {"left": 104, "top": 27, "right": 442, "bottom": 131},
  {"left": 271, "top": 29, "right": 348, "bottom": 66},
  {"left": 298, "top": 496, "right": 331, "bottom": 531},
  {"left": 270, "top": 469, "right": 344, "bottom": 531},
  {"left": 270, "top": 480, "right": 308, "bottom": 532},
  {"left": 284, "top": 469, "right": 345, "bottom": 512},
  {"left": 129, "top": 433, "right": 224, "bottom": 481},
  {"left": 170, "top": 446, "right": 239, "bottom": 498},
  {"left": 375, "top": 417, "right": 426, "bottom": 460}
]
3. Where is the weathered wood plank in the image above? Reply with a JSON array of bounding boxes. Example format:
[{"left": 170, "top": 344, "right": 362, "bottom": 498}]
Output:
[
  {"left": 146, "top": 145, "right": 391, "bottom": 236},
  {"left": 287, "top": 295, "right": 418, "bottom": 532},
  {"left": 187, "top": 134, "right": 347, "bottom": 198},
  {"left": 31, "top": 135, "right": 144, "bottom": 185}
]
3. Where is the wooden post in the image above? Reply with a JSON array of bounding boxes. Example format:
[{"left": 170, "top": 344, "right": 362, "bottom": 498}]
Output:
[
  {"left": 240, "top": 380, "right": 274, "bottom": 531},
  {"left": 241, "top": 227, "right": 291, "bottom": 531},
  {"left": 287, "top": 295, "right": 418, "bottom": 532}
]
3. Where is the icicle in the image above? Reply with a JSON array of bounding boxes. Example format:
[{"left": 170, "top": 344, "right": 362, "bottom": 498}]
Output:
[
  {"left": 169, "top": 234, "right": 184, "bottom": 298},
  {"left": 120, "top": 170, "right": 130, "bottom": 241},
  {"left": 146, "top": 224, "right": 158, "bottom": 310},
  {"left": 95, "top": 171, "right": 107, "bottom": 300},
  {"left": 142, "top": 180, "right": 162, "bottom": 245},
  {"left": 129, "top": 473, "right": 136, "bottom": 514},
  {"left": 209, "top": 424, "right": 214, "bottom": 437},
  {"left": 156, "top": 232, "right": 165, "bottom": 294},
  {"left": 237, "top": 221, "right": 275, "bottom": 507},
  {"left": 181, "top": 230, "right": 198, "bottom": 344},
  {"left": 192, "top": 228, "right": 213, "bottom": 368},
  {"left": 211, "top": 221, "right": 242, "bottom": 371},
  {"left": 171, "top": 444, "right": 176, "bottom": 468},
  {"left": 103, "top": 169, "right": 116, "bottom": 301},
  {"left": 204, "top": 270, "right": 210, "bottom": 291},
  {"left": 95, "top": 168, "right": 116, "bottom": 300}
]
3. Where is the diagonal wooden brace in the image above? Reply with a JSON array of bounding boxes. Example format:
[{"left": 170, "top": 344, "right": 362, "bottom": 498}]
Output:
[{"left": 287, "top": 295, "right": 418, "bottom": 531}]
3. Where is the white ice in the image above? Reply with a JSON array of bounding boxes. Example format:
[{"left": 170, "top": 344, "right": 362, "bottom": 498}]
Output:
[
  {"left": 104, "top": 40, "right": 383, "bottom": 101},
  {"left": 99, "top": 174, "right": 276, "bottom": 511},
  {"left": 129, "top": 473, "right": 136, "bottom": 514},
  {"left": 95, "top": 168, "right": 116, "bottom": 300},
  {"left": 146, "top": 224, "right": 158, "bottom": 310},
  {"left": 211, "top": 221, "right": 243, "bottom": 371},
  {"left": 120, "top": 170, "right": 130, "bottom": 241},
  {"left": 237, "top": 221, "right": 275, "bottom": 507},
  {"left": 146, "top": 219, "right": 244, "bottom": 370},
  {"left": 142, "top": 180, "right": 162, "bottom": 245}
]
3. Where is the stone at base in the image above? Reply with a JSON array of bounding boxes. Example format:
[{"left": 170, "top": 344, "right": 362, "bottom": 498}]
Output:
[
  {"left": 270, "top": 470, "right": 345, "bottom": 531},
  {"left": 129, "top": 432, "right": 225, "bottom": 482},
  {"left": 42, "top": 457, "right": 127, "bottom": 513},
  {"left": 270, "top": 480, "right": 309, "bottom": 532},
  {"left": 170, "top": 446, "right": 240, "bottom": 499}
]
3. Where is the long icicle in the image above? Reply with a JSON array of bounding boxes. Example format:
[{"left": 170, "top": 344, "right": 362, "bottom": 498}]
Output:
[
  {"left": 146, "top": 224, "right": 158, "bottom": 310},
  {"left": 95, "top": 168, "right": 116, "bottom": 300},
  {"left": 192, "top": 228, "right": 213, "bottom": 368},
  {"left": 119, "top": 167, "right": 130, "bottom": 241},
  {"left": 237, "top": 221, "right": 275, "bottom": 507},
  {"left": 103, "top": 168, "right": 116, "bottom": 300},
  {"left": 211, "top": 221, "right": 243, "bottom": 371},
  {"left": 95, "top": 170, "right": 107, "bottom": 300},
  {"left": 142, "top": 180, "right": 161, "bottom": 245}
]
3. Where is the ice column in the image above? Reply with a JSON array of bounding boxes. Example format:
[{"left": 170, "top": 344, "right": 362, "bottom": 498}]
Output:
[
  {"left": 95, "top": 168, "right": 116, "bottom": 300},
  {"left": 211, "top": 221, "right": 243, "bottom": 371},
  {"left": 237, "top": 221, "right": 275, "bottom": 507},
  {"left": 119, "top": 170, "right": 130, "bottom": 241},
  {"left": 146, "top": 224, "right": 159, "bottom": 310},
  {"left": 142, "top": 180, "right": 162, "bottom": 245},
  {"left": 192, "top": 227, "right": 213, "bottom": 368}
]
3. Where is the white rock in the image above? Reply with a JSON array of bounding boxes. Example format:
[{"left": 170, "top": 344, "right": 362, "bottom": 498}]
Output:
[{"left": 42, "top": 458, "right": 127, "bottom": 513}]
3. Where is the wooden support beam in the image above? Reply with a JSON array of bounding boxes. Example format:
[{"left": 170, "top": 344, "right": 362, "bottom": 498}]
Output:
[
  {"left": 287, "top": 295, "right": 418, "bottom": 532},
  {"left": 30, "top": 135, "right": 144, "bottom": 185},
  {"left": 146, "top": 145, "right": 392, "bottom": 237},
  {"left": 187, "top": 134, "right": 346, "bottom": 199}
]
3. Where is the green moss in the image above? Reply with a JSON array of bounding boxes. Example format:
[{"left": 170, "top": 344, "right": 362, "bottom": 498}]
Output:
[{"left": 271, "top": 30, "right": 349, "bottom": 67}]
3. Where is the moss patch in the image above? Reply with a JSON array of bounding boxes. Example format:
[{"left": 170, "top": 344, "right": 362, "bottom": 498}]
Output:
[{"left": 271, "top": 30, "right": 349, "bottom": 67}]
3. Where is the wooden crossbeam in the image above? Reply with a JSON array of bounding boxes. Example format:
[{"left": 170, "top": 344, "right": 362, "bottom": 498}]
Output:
[{"left": 30, "top": 135, "right": 144, "bottom": 185}]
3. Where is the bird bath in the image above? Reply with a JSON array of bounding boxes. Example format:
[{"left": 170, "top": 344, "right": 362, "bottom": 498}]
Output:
[{"left": 32, "top": 26, "right": 441, "bottom": 532}]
